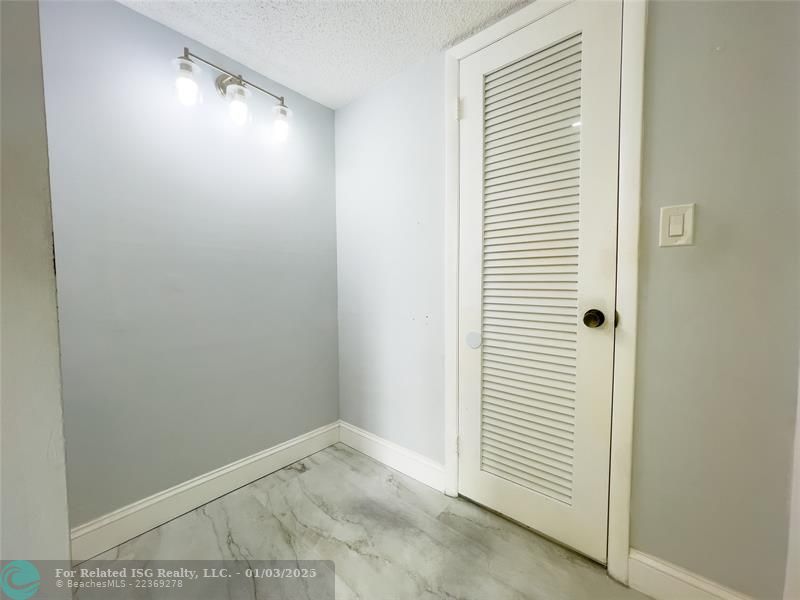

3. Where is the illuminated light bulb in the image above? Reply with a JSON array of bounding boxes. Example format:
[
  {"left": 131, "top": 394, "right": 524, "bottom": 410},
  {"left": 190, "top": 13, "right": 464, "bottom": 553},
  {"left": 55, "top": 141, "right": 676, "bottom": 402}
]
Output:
[
  {"left": 229, "top": 99, "right": 248, "bottom": 125},
  {"left": 225, "top": 83, "right": 249, "bottom": 126},
  {"left": 271, "top": 104, "right": 292, "bottom": 142},
  {"left": 176, "top": 77, "right": 199, "bottom": 106},
  {"left": 173, "top": 57, "right": 200, "bottom": 106}
]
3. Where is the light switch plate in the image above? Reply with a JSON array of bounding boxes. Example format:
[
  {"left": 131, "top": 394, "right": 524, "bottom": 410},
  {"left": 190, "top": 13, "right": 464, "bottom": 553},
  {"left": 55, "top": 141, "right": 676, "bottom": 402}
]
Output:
[{"left": 659, "top": 204, "right": 695, "bottom": 247}]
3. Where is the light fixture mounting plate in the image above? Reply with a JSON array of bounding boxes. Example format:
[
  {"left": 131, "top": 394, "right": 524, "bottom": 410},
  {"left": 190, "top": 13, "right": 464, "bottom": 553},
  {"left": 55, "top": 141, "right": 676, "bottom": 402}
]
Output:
[{"left": 215, "top": 74, "right": 240, "bottom": 98}]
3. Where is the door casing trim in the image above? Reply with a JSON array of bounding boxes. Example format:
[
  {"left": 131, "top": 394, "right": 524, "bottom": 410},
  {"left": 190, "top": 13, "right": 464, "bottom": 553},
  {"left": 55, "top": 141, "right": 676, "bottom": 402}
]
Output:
[{"left": 443, "top": 0, "right": 647, "bottom": 583}]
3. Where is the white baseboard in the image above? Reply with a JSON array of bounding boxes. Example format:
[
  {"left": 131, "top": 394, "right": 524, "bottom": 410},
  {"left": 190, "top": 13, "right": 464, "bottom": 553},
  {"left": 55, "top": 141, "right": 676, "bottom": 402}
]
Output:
[
  {"left": 338, "top": 420, "right": 446, "bottom": 492},
  {"left": 71, "top": 420, "right": 446, "bottom": 564},
  {"left": 71, "top": 421, "right": 757, "bottom": 600},
  {"left": 629, "top": 550, "right": 754, "bottom": 600},
  {"left": 70, "top": 422, "right": 339, "bottom": 563}
]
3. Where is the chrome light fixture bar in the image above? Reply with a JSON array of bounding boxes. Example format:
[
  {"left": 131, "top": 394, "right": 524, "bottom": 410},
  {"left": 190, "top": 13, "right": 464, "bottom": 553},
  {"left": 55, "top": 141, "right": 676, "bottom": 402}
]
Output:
[
  {"left": 175, "top": 47, "right": 292, "bottom": 137},
  {"left": 182, "top": 48, "right": 284, "bottom": 103}
]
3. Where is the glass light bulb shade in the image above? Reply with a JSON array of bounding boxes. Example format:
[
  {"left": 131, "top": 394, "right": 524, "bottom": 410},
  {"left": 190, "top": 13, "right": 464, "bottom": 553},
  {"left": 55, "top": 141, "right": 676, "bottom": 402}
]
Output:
[
  {"left": 272, "top": 119, "right": 289, "bottom": 142},
  {"left": 229, "top": 99, "right": 249, "bottom": 126},
  {"left": 173, "top": 57, "right": 200, "bottom": 106},
  {"left": 225, "top": 83, "right": 249, "bottom": 125},
  {"left": 271, "top": 104, "right": 292, "bottom": 142},
  {"left": 175, "top": 76, "right": 199, "bottom": 106}
]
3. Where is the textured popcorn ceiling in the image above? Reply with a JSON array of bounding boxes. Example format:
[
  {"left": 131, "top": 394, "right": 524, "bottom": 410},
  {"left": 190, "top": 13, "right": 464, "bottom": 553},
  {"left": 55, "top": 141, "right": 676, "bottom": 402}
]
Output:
[{"left": 119, "top": 0, "right": 529, "bottom": 108}]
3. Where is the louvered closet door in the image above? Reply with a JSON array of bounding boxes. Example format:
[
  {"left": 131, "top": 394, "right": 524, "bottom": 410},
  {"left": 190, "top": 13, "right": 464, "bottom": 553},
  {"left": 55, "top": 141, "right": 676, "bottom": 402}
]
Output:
[{"left": 457, "top": 0, "right": 622, "bottom": 562}]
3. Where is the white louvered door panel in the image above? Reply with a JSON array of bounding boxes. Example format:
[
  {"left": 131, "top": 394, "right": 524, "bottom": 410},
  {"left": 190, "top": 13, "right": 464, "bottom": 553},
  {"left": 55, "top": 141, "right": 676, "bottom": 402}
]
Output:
[{"left": 458, "top": 0, "right": 622, "bottom": 563}]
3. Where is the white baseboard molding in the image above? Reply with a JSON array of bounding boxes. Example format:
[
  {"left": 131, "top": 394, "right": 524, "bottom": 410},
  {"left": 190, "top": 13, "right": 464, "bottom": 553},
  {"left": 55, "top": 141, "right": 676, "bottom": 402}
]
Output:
[
  {"left": 70, "top": 422, "right": 340, "bottom": 564},
  {"left": 71, "top": 421, "right": 447, "bottom": 564},
  {"left": 629, "top": 550, "right": 754, "bottom": 600},
  {"left": 73, "top": 419, "right": 754, "bottom": 600},
  {"left": 338, "top": 420, "right": 446, "bottom": 492}
]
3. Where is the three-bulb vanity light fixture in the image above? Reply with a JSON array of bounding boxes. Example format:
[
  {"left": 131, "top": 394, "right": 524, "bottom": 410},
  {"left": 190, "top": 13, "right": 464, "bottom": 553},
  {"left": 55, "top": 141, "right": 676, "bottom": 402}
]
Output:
[{"left": 173, "top": 47, "right": 291, "bottom": 142}]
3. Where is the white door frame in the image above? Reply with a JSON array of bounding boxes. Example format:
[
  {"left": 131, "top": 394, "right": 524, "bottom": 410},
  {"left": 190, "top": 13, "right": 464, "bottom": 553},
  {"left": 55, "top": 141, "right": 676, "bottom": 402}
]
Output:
[{"left": 443, "top": 0, "right": 647, "bottom": 583}]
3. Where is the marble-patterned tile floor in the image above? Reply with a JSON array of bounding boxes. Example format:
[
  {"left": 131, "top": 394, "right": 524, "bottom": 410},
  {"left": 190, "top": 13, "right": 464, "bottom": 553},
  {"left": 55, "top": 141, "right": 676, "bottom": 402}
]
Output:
[{"left": 94, "top": 444, "right": 647, "bottom": 600}]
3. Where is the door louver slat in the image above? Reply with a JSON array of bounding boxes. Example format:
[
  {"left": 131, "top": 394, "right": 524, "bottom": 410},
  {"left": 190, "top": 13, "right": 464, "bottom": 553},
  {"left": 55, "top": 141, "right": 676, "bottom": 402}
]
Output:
[
  {"left": 482, "top": 423, "right": 574, "bottom": 463},
  {"left": 483, "top": 445, "right": 573, "bottom": 482},
  {"left": 485, "top": 57, "right": 582, "bottom": 103},
  {"left": 486, "top": 152, "right": 581, "bottom": 181},
  {"left": 480, "top": 33, "right": 582, "bottom": 506},
  {"left": 483, "top": 414, "right": 573, "bottom": 447},
  {"left": 486, "top": 33, "right": 582, "bottom": 78},
  {"left": 483, "top": 363, "right": 576, "bottom": 393},
  {"left": 483, "top": 188, "right": 580, "bottom": 210},
  {"left": 482, "top": 430, "right": 573, "bottom": 470},
  {"left": 485, "top": 130, "right": 580, "bottom": 161},
  {"left": 483, "top": 448, "right": 573, "bottom": 488},
  {"left": 483, "top": 378, "right": 576, "bottom": 406},
  {"left": 485, "top": 73, "right": 582, "bottom": 115},
  {"left": 485, "top": 205, "right": 579, "bottom": 224},
  {"left": 481, "top": 458, "right": 572, "bottom": 504}
]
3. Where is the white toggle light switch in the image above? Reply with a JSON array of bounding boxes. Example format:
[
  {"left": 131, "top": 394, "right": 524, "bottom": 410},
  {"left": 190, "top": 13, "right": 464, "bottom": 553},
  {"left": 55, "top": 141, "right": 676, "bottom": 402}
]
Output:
[
  {"left": 659, "top": 204, "right": 695, "bottom": 247},
  {"left": 668, "top": 214, "right": 684, "bottom": 237}
]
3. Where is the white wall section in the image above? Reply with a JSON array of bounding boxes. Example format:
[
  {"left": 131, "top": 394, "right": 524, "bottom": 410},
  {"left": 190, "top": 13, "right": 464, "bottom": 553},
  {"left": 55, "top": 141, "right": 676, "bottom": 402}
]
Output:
[
  {"left": 39, "top": 0, "right": 339, "bottom": 527},
  {"left": 0, "top": 0, "right": 72, "bottom": 562},
  {"left": 335, "top": 54, "right": 446, "bottom": 463}
]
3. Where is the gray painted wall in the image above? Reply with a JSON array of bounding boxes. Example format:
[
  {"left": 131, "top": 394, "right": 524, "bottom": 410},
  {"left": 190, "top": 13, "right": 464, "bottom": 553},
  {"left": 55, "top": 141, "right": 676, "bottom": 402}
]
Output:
[
  {"left": 630, "top": 2, "right": 799, "bottom": 598},
  {"left": 39, "top": 0, "right": 339, "bottom": 526},
  {"left": 1, "top": 0, "right": 72, "bottom": 562},
  {"left": 335, "top": 54, "right": 445, "bottom": 463}
]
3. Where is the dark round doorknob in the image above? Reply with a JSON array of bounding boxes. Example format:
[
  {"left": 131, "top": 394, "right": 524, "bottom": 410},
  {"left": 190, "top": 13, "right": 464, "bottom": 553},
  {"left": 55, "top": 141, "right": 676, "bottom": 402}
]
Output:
[{"left": 583, "top": 309, "right": 605, "bottom": 328}]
